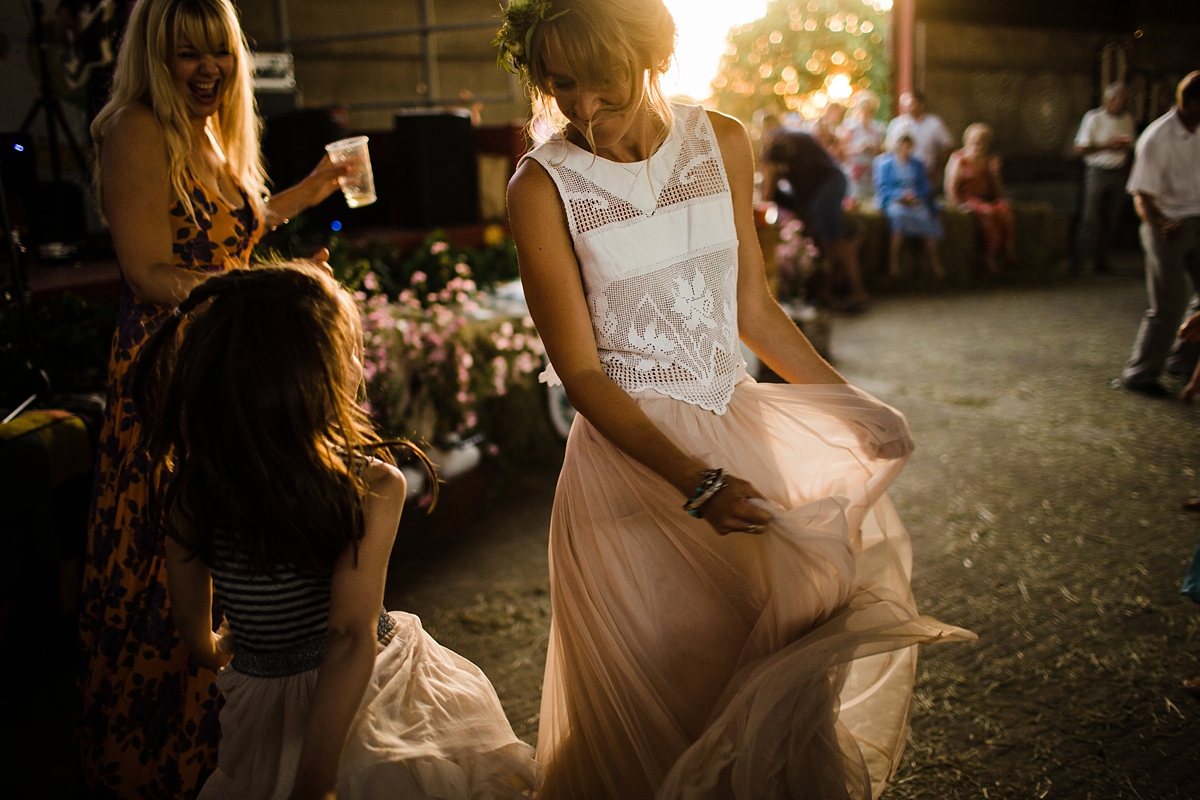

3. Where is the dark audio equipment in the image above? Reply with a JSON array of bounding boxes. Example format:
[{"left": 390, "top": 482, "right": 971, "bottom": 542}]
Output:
[
  {"left": 0, "top": 134, "right": 37, "bottom": 234},
  {"left": 392, "top": 110, "right": 480, "bottom": 229}
]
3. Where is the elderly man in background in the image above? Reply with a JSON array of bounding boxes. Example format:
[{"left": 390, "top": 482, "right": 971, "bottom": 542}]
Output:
[
  {"left": 885, "top": 90, "right": 953, "bottom": 188},
  {"left": 1073, "top": 83, "right": 1136, "bottom": 274},
  {"left": 1118, "top": 71, "right": 1200, "bottom": 397}
]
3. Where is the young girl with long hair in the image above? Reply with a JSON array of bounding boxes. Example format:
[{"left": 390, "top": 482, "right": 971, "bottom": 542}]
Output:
[
  {"left": 78, "top": 1, "right": 349, "bottom": 793},
  {"left": 497, "top": 1, "right": 974, "bottom": 797},
  {"left": 134, "top": 262, "right": 541, "bottom": 800}
]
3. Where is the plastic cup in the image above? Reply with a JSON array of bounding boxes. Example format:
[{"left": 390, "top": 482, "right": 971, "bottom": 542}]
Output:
[{"left": 324, "top": 136, "right": 377, "bottom": 208}]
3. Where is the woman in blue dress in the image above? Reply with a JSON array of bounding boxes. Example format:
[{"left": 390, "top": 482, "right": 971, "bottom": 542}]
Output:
[{"left": 873, "top": 134, "right": 944, "bottom": 279}]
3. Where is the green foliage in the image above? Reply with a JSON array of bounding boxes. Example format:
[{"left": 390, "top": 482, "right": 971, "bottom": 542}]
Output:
[
  {"left": 494, "top": 0, "right": 570, "bottom": 75},
  {"left": 254, "top": 222, "right": 534, "bottom": 445},
  {"left": 331, "top": 230, "right": 520, "bottom": 306},
  {"left": 310, "top": 229, "right": 540, "bottom": 447},
  {"left": 713, "top": 0, "right": 891, "bottom": 121},
  {"left": 0, "top": 292, "right": 117, "bottom": 402},
  {"left": 255, "top": 220, "right": 521, "bottom": 306}
]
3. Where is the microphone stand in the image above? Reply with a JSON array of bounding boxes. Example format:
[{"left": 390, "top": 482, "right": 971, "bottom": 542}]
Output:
[
  {"left": 1, "top": 157, "right": 51, "bottom": 424},
  {"left": 18, "top": 0, "right": 89, "bottom": 183}
]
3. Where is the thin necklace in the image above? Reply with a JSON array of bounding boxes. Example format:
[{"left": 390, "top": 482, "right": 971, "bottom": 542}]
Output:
[
  {"left": 608, "top": 109, "right": 659, "bottom": 172},
  {"left": 612, "top": 159, "right": 647, "bottom": 177}
]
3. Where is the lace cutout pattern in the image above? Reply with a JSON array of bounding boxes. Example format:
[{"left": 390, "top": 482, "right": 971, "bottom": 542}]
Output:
[
  {"left": 545, "top": 105, "right": 730, "bottom": 238},
  {"left": 654, "top": 107, "right": 729, "bottom": 211},
  {"left": 530, "top": 104, "right": 744, "bottom": 414},
  {"left": 591, "top": 244, "right": 741, "bottom": 413},
  {"left": 558, "top": 167, "right": 647, "bottom": 235}
]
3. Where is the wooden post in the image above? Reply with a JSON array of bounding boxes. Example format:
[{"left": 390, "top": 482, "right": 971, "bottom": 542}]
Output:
[
  {"left": 274, "top": 0, "right": 291, "bottom": 53},
  {"left": 893, "top": 0, "right": 916, "bottom": 104}
]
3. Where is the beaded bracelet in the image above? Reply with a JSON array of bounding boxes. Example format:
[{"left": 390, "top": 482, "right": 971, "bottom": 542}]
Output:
[{"left": 683, "top": 468, "right": 727, "bottom": 518}]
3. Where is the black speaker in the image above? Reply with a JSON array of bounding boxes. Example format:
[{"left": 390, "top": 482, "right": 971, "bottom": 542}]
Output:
[
  {"left": 393, "top": 110, "right": 479, "bottom": 229},
  {"left": 255, "top": 91, "right": 298, "bottom": 122},
  {"left": 261, "top": 108, "right": 346, "bottom": 191},
  {"left": 31, "top": 181, "right": 87, "bottom": 246},
  {"left": 259, "top": 107, "right": 382, "bottom": 229},
  {"left": 0, "top": 133, "right": 38, "bottom": 234}
]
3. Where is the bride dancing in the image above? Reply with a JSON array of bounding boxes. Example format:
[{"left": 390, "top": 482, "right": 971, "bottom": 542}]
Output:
[{"left": 499, "top": 1, "right": 975, "bottom": 797}]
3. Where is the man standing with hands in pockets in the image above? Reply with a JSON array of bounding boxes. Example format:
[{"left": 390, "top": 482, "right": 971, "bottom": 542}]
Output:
[
  {"left": 1118, "top": 72, "right": 1200, "bottom": 397},
  {"left": 1073, "top": 82, "right": 1136, "bottom": 274}
]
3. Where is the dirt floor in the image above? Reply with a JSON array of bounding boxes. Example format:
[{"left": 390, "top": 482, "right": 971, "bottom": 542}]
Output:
[{"left": 387, "top": 266, "right": 1200, "bottom": 799}]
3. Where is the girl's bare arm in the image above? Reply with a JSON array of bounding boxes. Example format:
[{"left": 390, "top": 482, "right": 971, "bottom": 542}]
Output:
[{"left": 163, "top": 515, "right": 230, "bottom": 671}]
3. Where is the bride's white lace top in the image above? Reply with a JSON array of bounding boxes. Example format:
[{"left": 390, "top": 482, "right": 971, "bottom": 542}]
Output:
[{"left": 525, "top": 103, "right": 745, "bottom": 414}]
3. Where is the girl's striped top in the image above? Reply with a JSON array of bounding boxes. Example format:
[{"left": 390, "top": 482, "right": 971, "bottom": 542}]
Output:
[{"left": 209, "top": 533, "right": 331, "bottom": 652}]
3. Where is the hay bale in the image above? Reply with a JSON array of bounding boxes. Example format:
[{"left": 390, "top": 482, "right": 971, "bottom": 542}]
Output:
[
  {"left": 479, "top": 379, "right": 563, "bottom": 466},
  {"left": 1012, "top": 202, "right": 1069, "bottom": 283},
  {"left": 852, "top": 206, "right": 972, "bottom": 292},
  {"left": 854, "top": 201, "right": 1068, "bottom": 293}
]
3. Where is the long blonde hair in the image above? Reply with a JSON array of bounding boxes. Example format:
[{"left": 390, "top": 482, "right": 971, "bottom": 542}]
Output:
[
  {"left": 91, "top": 0, "right": 267, "bottom": 221},
  {"left": 517, "top": 0, "right": 676, "bottom": 153}
]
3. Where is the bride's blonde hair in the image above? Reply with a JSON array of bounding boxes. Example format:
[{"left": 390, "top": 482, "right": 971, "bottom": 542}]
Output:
[
  {"left": 504, "top": 0, "right": 676, "bottom": 152},
  {"left": 91, "top": 0, "right": 266, "bottom": 221}
]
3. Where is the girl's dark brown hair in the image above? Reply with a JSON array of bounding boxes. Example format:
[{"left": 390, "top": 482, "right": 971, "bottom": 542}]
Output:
[{"left": 134, "top": 262, "right": 434, "bottom": 576}]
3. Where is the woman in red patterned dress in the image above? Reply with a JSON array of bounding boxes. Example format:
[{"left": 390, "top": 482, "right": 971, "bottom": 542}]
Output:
[
  {"left": 78, "top": 1, "right": 346, "bottom": 796},
  {"left": 945, "top": 122, "right": 1015, "bottom": 275}
]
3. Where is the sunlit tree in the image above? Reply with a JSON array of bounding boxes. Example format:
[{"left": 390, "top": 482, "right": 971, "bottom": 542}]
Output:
[{"left": 712, "top": 0, "right": 892, "bottom": 122}]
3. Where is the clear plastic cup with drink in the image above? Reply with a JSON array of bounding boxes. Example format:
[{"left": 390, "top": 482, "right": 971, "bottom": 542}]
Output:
[{"left": 324, "top": 136, "right": 377, "bottom": 208}]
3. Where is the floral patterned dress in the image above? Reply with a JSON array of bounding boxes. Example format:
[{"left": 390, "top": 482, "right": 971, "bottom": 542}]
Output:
[
  {"left": 946, "top": 150, "right": 1014, "bottom": 256},
  {"left": 78, "top": 177, "right": 261, "bottom": 799}
]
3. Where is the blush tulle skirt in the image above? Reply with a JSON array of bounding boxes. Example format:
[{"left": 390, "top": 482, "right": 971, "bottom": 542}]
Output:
[
  {"left": 535, "top": 379, "right": 975, "bottom": 800},
  {"left": 199, "top": 611, "right": 542, "bottom": 800}
]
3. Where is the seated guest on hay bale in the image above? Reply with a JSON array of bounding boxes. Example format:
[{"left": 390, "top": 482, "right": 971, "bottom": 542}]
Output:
[
  {"left": 839, "top": 90, "right": 886, "bottom": 204},
  {"left": 885, "top": 89, "right": 953, "bottom": 189},
  {"left": 945, "top": 122, "right": 1015, "bottom": 275},
  {"left": 873, "top": 133, "right": 944, "bottom": 279}
]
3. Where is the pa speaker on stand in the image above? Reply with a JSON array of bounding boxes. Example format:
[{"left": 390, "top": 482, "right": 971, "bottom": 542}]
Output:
[{"left": 392, "top": 110, "right": 480, "bottom": 229}]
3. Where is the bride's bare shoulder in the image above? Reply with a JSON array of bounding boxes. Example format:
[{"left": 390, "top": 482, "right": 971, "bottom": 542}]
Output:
[
  {"left": 705, "top": 108, "right": 747, "bottom": 139},
  {"left": 507, "top": 156, "right": 557, "bottom": 204},
  {"left": 507, "top": 156, "right": 569, "bottom": 233},
  {"left": 706, "top": 109, "right": 753, "bottom": 174}
]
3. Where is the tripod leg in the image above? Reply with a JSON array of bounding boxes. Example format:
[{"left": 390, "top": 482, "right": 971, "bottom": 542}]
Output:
[
  {"left": 19, "top": 98, "right": 47, "bottom": 136},
  {"left": 44, "top": 92, "right": 63, "bottom": 183},
  {"left": 47, "top": 96, "right": 90, "bottom": 176}
]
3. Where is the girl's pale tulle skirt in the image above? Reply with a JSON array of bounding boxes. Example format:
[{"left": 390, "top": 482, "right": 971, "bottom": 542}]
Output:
[
  {"left": 535, "top": 380, "right": 975, "bottom": 800},
  {"left": 199, "top": 611, "right": 542, "bottom": 800}
]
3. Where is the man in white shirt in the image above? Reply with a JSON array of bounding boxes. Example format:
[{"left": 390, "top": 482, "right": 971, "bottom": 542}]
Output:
[
  {"left": 885, "top": 90, "right": 953, "bottom": 188},
  {"left": 1073, "top": 83, "right": 1136, "bottom": 274},
  {"left": 1119, "top": 72, "right": 1200, "bottom": 396}
]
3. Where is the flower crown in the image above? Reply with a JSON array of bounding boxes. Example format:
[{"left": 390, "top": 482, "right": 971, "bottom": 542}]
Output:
[{"left": 494, "top": 0, "right": 569, "bottom": 76}]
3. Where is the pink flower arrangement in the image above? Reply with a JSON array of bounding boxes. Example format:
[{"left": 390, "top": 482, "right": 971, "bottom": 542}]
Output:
[
  {"left": 774, "top": 212, "right": 820, "bottom": 299},
  {"left": 355, "top": 268, "right": 545, "bottom": 444}
]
